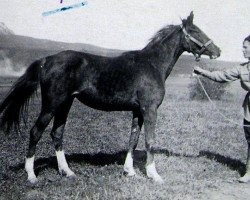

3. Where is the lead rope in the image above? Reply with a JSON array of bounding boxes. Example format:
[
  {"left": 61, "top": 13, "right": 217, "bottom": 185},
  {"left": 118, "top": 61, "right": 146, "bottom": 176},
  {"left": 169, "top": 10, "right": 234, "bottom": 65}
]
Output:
[{"left": 194, "top": 73, "right": 250, "bottom": 127}]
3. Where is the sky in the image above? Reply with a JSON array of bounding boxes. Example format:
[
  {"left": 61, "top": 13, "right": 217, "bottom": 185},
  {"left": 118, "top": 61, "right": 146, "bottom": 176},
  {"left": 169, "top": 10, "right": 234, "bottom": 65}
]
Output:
[{"left": 1, "top": 0, "right": 250, "bottom": 62}]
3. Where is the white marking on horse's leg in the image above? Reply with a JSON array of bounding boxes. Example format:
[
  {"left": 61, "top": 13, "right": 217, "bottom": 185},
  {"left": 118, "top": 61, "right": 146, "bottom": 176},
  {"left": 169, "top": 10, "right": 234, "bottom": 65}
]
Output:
[
  {"left": 146, "top": 162, "right": 164, "bottom": 183},
  {"left": 123, "top": 152, "right": 136, "bottom": 176},
  {"left": 25, "top": 156, "right": 38, "bottom": 184},
  {"left": 56, "top": 150, "right": 75, "bottom": 177}
]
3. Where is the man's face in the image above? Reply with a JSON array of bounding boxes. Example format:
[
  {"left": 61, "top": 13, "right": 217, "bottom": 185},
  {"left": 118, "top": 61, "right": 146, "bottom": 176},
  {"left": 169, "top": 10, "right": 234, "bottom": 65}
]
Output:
[{"left": 243, "top": 40, "right": 250, "bottom": 59}]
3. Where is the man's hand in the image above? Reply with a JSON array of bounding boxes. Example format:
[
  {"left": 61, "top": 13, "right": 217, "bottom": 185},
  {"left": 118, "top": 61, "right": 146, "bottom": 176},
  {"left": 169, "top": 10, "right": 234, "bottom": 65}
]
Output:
[{"left": 193, "top": 66, "right": 203, "bottom": 75}]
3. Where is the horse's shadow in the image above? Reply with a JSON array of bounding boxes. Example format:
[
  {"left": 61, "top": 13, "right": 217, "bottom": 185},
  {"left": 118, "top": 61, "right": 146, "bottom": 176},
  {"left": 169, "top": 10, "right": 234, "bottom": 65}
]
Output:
[
  {"left": 198, "top": 150, "right": 246, "bottom": 176},
  {"left": 154, "top": 149, "right": 245, "bottom": 176},
  {"left": 9, "top": 149, "right": 246, "bottom": 176}
]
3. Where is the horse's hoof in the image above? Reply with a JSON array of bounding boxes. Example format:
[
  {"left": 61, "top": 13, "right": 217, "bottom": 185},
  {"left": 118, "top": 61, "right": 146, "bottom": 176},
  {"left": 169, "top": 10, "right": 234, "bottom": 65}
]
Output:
[
  {"left": 239, "top": 174, "right": 250, "bottom": 183},
  {"left": 59, "top": 168, "right": 76, "bottom": 178},
  {"left": 123, "top": 169, "right": 136, "bottom": 177},
  {"left": 147, "top": 172, "right": 165, "bottom": 184},
  {"left": 153, "top": 176, "right": 164, "bottom": 184},
  {"left": 58, "top": 169, "right": 66, "bottom": 176},
  {"left": 27, "top": 177, "right": 39, "bottom": 185},
  {"left": 147, "top": 173, "right": 164, "bottom": 184},
  {"left": 146, "top": 162, "right": 164, "bottom": 184},
  {"left": 67, "top": 173, "right": 77, "bottom": 181}
]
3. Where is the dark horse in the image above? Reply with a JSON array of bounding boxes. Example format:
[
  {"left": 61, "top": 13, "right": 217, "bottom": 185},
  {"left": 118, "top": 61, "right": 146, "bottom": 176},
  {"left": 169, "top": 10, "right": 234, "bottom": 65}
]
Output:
[{"left": 0, "top": 12, "right": 220, "bottom": 183}]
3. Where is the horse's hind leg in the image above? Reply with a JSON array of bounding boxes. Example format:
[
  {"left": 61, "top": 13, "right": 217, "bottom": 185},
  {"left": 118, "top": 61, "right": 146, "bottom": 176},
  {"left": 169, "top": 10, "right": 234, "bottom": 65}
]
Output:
[
  {"left": 124, "top": 110, "right": 143, "bottom": 176},
  {"left": 25, "top": 110, "right": 53, "bottom": 184},
  {"left": 50, "top": 99, "right": 75, "bottom": 179}
]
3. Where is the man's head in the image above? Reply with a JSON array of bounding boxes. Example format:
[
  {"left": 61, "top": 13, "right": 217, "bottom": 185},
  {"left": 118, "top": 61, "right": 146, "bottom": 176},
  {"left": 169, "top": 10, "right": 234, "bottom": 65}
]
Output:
[{"left": 243, "top": 35, "right": 250, "bottom": 59}]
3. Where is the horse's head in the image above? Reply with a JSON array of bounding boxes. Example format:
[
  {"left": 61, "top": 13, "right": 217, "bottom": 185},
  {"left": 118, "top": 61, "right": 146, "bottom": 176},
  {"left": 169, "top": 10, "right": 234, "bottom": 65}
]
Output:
[{"left": 181, "top": 12, "right": 221, "bottom": 61}]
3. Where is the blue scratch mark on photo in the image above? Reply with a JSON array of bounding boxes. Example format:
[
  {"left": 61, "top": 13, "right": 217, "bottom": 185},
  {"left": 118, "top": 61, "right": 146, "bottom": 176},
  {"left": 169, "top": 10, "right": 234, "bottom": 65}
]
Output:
[{"left": 42, "top": 2, "right": 87, "bottom": 17}]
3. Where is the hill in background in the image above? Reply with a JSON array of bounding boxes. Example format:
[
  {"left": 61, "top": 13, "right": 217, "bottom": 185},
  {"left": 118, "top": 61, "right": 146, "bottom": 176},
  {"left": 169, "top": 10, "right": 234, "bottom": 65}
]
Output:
[
  {"left": 0, "top": 22, "right": 14, "bottom": 35},
  {"left": 0, "top": 23, "right": 239, "bottom": 76}
]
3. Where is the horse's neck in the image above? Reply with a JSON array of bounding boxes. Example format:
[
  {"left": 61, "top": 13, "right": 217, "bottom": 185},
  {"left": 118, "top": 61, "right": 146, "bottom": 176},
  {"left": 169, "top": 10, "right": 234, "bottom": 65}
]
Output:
[{"left": 142, "top": 33, "right": 184, "bottom": 81}]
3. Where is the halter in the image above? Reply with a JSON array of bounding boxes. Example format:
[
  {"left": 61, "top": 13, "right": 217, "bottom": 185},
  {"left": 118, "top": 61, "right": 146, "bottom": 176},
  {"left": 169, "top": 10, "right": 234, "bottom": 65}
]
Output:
[{"left": 180, "top": 24, "right": 213, "bottom": 61}]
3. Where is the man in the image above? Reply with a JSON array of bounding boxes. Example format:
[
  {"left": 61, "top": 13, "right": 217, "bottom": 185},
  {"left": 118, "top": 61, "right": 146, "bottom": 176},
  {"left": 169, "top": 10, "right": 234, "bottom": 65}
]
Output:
[{"left": 194, "top": 35, "right": 250, "bottom": 183}]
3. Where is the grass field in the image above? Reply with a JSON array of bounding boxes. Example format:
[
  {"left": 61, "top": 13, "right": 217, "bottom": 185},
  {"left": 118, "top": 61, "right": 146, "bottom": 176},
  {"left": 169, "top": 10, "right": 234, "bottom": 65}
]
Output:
[{"left": 0, "top": 75, "right": 250, "bottom": 200}]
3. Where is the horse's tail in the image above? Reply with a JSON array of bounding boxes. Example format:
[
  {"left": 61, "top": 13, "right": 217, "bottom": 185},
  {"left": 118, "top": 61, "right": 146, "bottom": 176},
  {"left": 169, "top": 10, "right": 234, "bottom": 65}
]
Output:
[{"left": 0, "top": 59, "right": 43, "bottom": 133}]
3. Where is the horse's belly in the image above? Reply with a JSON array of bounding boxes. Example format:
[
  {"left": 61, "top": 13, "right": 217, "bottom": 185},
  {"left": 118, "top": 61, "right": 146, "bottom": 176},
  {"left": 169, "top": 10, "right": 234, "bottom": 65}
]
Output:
[{"left": 76, "top": 89, "right": 138, "bottom": 111}]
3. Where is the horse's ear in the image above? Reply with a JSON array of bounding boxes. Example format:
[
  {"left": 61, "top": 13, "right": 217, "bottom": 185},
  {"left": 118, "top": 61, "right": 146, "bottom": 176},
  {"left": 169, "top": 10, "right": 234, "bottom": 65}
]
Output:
[
  {"left": 182, "top": 11, "right": 194, "bottom": 27},
  {"left": 186, "top": 11, "right": 194, "bottom": 25}
]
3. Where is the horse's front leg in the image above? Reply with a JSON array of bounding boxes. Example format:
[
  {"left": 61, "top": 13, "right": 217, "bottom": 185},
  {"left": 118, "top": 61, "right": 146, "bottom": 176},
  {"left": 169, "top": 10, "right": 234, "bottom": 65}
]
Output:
[
  {"left": 124, "top": 110, "right": 143, "bottom": 176},
  {"left": 143, "top": 106, "right": 164, "bottom": 183}
]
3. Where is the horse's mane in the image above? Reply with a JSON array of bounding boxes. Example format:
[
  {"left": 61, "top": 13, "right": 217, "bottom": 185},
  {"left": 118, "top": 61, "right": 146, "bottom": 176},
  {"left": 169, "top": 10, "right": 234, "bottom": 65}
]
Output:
[
  {"left": 121, "top": 24, "right": 181, "bottom": 56},
  {"left": 143, "top": 25, "right": 181, "bottom": 50}
]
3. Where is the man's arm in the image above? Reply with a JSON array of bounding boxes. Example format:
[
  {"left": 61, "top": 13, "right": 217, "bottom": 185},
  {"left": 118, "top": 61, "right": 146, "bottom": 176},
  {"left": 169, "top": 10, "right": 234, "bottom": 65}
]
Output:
[{"left": 194, "top": 66, "right": 240, "bottom": 83}]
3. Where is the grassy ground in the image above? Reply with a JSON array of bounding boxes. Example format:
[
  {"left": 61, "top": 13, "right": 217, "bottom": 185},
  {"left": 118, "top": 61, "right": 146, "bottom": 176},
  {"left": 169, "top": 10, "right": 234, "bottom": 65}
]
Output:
[{"left": 0, "top": 76, "right": 250, "bottom": 200}]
